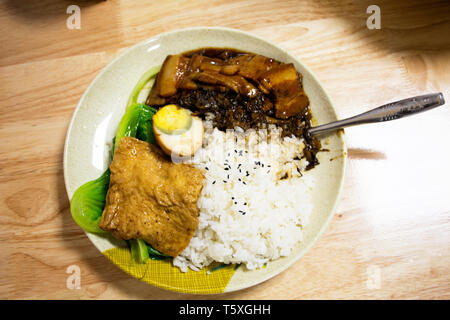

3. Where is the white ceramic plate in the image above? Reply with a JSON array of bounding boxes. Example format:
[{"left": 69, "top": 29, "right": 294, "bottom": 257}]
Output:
[{"left": 64, "top": 27, "right": 346, "bottom": 294}]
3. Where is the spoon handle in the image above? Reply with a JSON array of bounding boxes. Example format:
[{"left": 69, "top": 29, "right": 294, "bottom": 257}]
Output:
[{"left": 309, "top": 92, "right": 445, "bottom": 135}]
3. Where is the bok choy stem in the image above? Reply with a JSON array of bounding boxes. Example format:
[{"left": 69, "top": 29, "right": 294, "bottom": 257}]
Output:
[
  {"left": 126, "top": 66, "right": 161, "bottom": 109},
  {"left": 130, "top": 239, "right": 150, "bottom": 264}
]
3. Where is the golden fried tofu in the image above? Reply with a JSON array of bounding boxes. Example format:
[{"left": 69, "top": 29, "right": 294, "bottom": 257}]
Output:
[{"left": 99, "top": 137, "right": 204, "bottom": 257}]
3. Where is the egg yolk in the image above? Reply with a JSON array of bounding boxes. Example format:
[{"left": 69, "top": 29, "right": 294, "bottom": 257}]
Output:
[{"left": 153, "top": 104, "right": 192, "bottom": 134}]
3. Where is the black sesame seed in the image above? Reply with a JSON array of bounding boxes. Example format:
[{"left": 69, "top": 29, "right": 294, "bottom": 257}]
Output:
[
  {"left": 212, "top": 181, "right": 216, "bottom": 184},
  {"left": 223, "top": 180, "right": 227, "bottom": 183},
  {"left": 205, "top": 167, "right": 209, "bottom": 170}
]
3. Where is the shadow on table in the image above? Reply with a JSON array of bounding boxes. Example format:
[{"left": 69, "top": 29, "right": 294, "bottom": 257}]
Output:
[
  {"left": 314, "top": 0, "right": 450, "bottom": 53},
  {"left": 0, "top": 0, "right": 123, "bottom": 67}
]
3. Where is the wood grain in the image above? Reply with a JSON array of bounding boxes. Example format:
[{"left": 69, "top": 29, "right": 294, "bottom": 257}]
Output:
[{"left": 0, "top": 0, "right": 449, "bottom": 299}]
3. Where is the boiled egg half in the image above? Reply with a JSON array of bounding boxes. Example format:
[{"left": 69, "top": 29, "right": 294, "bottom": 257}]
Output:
[{"left": 153, "top": 104, "right": 204, "bottom": 158}]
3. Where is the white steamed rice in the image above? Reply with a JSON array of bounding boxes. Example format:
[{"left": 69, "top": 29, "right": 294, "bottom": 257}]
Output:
[{"left": 173, "top": 119, "right": 314, "bottom": 272}]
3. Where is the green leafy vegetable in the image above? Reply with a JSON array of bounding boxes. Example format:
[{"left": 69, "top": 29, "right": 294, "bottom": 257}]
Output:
[
  {"left": 136, "top": 105, "right": 157, "bottom": 145},
  {"left": 114, "top": 103, "right": 157, "bottom": 152},
  {"left": 70, "top": 66, "right": 166, "bottom": 263},
  {"left": 129, "top": 239, "right": 171, "bottom": 263},
  {"left": 207, "top": 263, "right": 229, "bottom": 273},
  {"left": 70, "top": 169, "right": 110, "bottom": 234},
  {"left": 146, "top": 243, "right": 171, "bottom": 260},
  {"left": 130, "top": 239, "right": 150, "bottom": 264},
  {"left": 71, "top": 104, "right": 157, "bottom": 235}
]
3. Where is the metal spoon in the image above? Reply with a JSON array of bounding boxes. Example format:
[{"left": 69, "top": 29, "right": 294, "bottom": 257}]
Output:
[{"left": 309, "top": 93, "right": 445, "bottom": 135}]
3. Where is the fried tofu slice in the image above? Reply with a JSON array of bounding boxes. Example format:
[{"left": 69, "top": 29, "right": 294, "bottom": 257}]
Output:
[{"left": 99, "top": 137, "right": 204, "bottom": 257}]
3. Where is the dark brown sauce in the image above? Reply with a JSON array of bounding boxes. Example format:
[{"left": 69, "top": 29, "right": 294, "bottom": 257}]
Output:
[{"left": 147, "top": 47, "right": 321, "bottom": 169}]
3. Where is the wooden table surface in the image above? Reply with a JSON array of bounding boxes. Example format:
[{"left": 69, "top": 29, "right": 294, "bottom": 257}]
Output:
[{"left": 1, "top": 0, "right": 449, "bottom": 300}]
